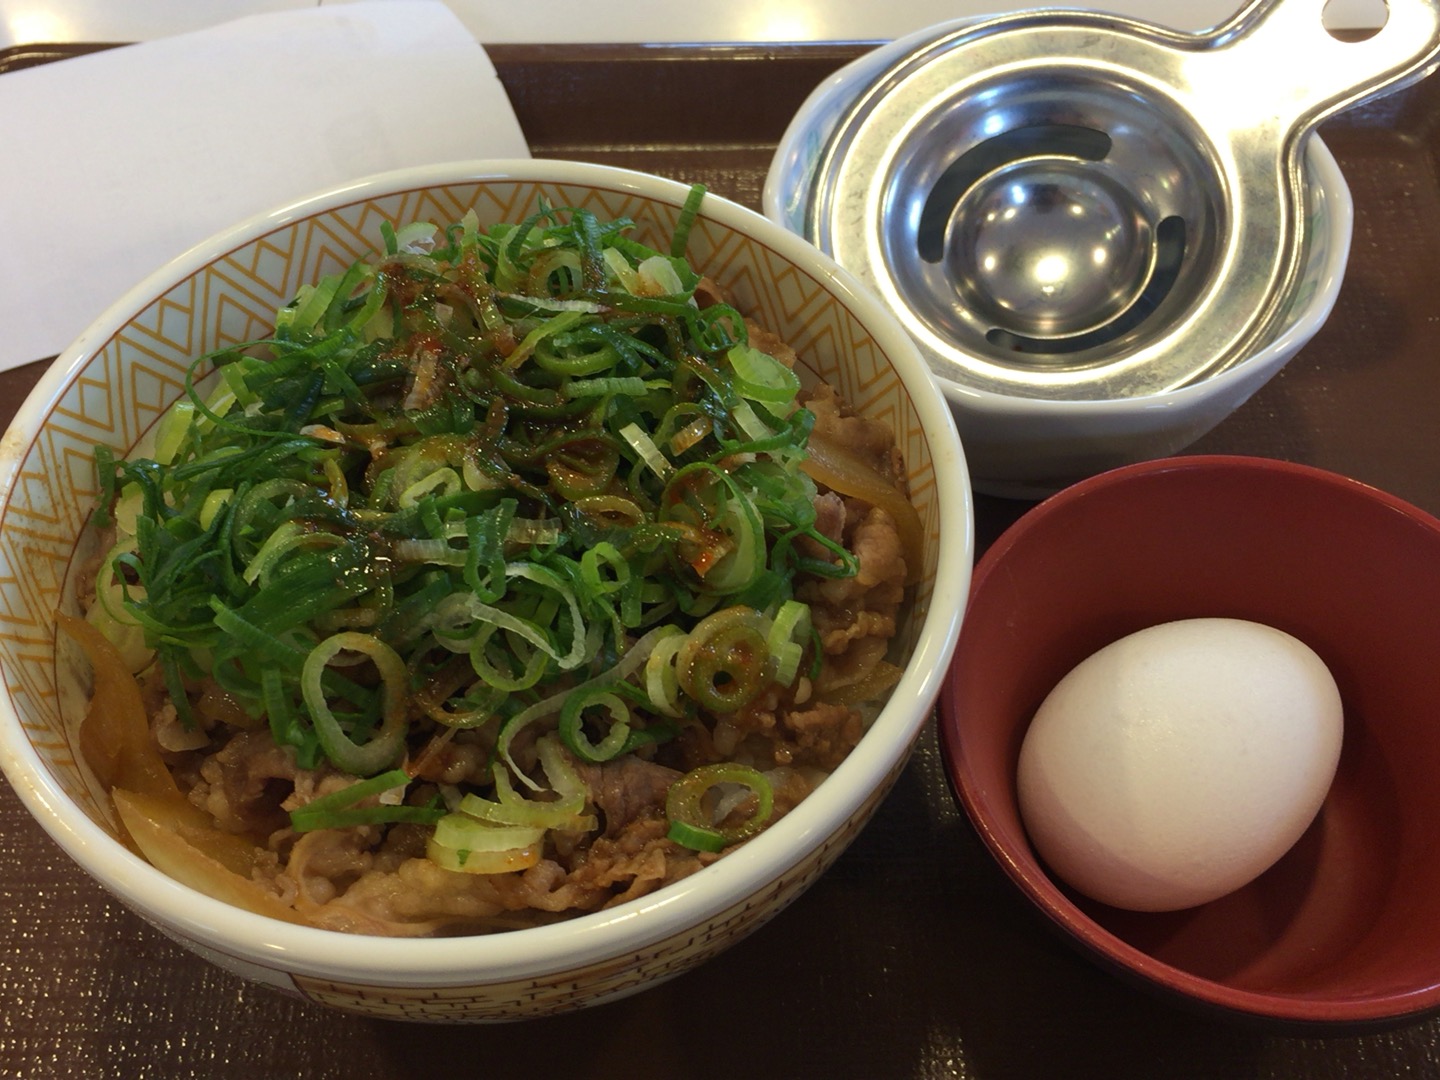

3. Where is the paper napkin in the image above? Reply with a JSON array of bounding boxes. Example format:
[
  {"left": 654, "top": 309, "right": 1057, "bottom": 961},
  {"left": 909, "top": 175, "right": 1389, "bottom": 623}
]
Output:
[{"left": 0, "top": 0, "right": 530, "bottom": 372}]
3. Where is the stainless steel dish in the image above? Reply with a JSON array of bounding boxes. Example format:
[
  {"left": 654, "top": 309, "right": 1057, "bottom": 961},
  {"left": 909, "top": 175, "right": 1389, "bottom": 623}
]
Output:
[{"left": 807, "top": 0, "right": 1440, "bottom": 399}]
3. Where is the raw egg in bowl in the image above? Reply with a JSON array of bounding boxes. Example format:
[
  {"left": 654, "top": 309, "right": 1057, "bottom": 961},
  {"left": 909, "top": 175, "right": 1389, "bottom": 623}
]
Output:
[{"left": 939, "top": 454, "right": 1440, "bottom": 1031}]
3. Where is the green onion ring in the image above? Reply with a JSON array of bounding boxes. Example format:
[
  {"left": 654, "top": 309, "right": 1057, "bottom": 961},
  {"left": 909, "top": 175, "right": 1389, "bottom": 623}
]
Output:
[
  {"left": 665, "top": 762, "right": 774, "bottom": 852},
  {"left": 675, "top": 605, "right": 772, "bottom": 713},
  {"left": 558, "top": 685, "right": 635, "bottom": 763},
  {"left": 301, "top": 632, "right": 408, "bottom": 776}
]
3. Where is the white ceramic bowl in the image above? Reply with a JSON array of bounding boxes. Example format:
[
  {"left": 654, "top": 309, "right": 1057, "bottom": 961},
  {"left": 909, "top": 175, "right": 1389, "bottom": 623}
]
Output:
[
  {"left": 764, "top": 20, "right": 1354, "bottom": 499},
  {"left": 0, "top": 160, "right": 972, "bottom": 1021}
]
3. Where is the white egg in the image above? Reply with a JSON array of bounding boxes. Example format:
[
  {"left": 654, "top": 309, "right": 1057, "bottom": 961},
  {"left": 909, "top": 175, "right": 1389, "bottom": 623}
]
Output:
[{"left": 1016, "top": 617, "right": 1343, "bottom": 912}]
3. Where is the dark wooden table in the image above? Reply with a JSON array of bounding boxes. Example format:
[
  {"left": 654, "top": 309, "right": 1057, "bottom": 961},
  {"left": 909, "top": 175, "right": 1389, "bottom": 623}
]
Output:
[{"left": 3, "top": 41, "right": 1440, "bottom": 1080}]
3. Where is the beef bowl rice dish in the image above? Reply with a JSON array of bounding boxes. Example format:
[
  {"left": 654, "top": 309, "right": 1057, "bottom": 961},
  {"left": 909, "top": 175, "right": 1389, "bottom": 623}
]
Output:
[
  {"left": 64, "top": 185, "right": 929, "bottom": 938},
  {"left": 0, "top": 162, "right": 967, "bottom": 1017},
  {"left": 0, "top": 160, "right": 973, "bottom": 1013}
]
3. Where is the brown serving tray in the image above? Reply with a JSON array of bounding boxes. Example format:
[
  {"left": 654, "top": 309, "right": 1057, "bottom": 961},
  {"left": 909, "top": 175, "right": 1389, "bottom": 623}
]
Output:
[{"left": 2, "top": 40, "right": 1440, "bottom": 1079}]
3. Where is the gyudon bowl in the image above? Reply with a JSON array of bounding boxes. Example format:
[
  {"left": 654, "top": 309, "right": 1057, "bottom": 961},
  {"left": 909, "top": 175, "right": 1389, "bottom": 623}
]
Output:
[{"left": 0, "top": 161, "right": 970, "bottom": 1021}]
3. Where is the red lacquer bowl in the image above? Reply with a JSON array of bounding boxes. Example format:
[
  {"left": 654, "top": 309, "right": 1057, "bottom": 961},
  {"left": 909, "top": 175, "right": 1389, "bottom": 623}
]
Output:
[{"left": 939, "top": 454, "right": 1440, "bottom": 1031}]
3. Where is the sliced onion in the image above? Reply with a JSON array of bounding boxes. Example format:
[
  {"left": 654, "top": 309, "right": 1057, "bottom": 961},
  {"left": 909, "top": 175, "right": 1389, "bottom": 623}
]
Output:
[
  {"left": 801, "top": 431, "right": 925, "bottom": 585},
  {"left": 58, "top": 610, "right": 176, "bottom": 799},
  {"left": 113, "top": 788, "right": 309, "bottom": 923}
]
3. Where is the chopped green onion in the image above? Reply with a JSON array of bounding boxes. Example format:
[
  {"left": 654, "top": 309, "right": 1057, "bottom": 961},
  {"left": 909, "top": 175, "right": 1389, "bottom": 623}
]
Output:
[
  {"left": 152, "top": 398, "right": 195, "bottom": 465},
  {"left": 427, "top": 814, "right": 545, "bottom": 874},
  {"left": 643, "top": 626, "right": 687, "bottom": 717},
  {"left": 727, "top": 344, "right": 800, "bottom": 405},
  {"left": 671, "top": 183, "right": 707, "bottom": 258},
  {"left": 565, "top": 376, "right": 648, "bottom": 398},
  {"left": 580, "top": 542, "right": 630, "bottom": 597},
  {"left": 495, "top": 623, "right": 679, "bottom": 789},
  {"left": 621, "top": 421, "right": 673, "bottom": 480},
  {"left": 457, "top": 757, "right": 596, "bottom": 832},
  {"left": 665, "top": 762, "right": 774, "bottom": 851},
  {"left": 289, "top": 768, "right": 443, "bottom": 832},
  {"left": 767, "top": 599, "right": 812, "bottom": 687},
  {"left": 300, "top": 632, "right": 408, "bottom": 776},
  {"left": 702, "top": 487, "right": 765, "bottom": 594},
  {"left": 86, "top": 196, "right": 901, "bottom": 897},
  {"left": 559, "top": 685, "right": 636, "bottom": 763},
  {"left": 666, "top": 819, "right": 727, "bottom": 853},
  {"left": 731, "top": 400, "right": 776, "bottom": 442},
  {"left": 675, "top": 606, "right": 772, "bottom": 713}
]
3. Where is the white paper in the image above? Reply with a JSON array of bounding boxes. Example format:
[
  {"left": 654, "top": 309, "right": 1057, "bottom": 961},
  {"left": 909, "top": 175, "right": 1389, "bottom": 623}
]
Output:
[
  {"left": 335, "top": 0, "right": 1256, "bottom": 44},
  {"left": 0, "top": 1, "right": 530, "bottom": 372}
]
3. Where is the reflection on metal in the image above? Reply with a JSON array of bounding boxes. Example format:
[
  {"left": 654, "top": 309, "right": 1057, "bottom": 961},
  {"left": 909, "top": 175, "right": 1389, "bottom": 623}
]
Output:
[{"left": 806, "top": 0, "right": 1440, "bottom": 399}]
